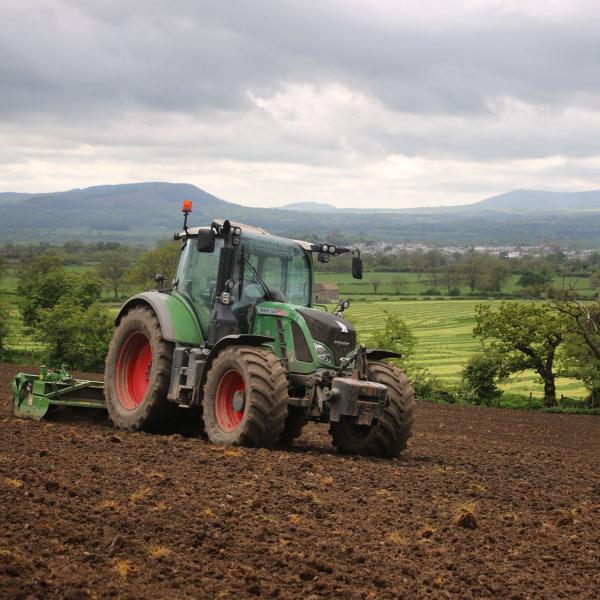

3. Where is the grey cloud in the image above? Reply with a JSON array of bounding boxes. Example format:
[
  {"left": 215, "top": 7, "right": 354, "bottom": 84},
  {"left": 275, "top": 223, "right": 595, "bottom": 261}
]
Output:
[
  {"left": 2, "top": 1, "right": 600, "bottom": 119},
  {"left": 2, "top": 0, "right": 600, "bottom": 201}
]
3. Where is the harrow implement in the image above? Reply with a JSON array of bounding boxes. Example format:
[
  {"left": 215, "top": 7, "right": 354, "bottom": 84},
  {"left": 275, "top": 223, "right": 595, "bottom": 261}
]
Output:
[{"left": 12, "top": 366, "right": 104, "bottom": 420}]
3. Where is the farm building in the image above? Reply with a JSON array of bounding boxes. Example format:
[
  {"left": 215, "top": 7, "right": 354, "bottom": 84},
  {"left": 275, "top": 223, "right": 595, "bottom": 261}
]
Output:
[{"left": 314, "top": 282, "right": 340, "bottom": 303}]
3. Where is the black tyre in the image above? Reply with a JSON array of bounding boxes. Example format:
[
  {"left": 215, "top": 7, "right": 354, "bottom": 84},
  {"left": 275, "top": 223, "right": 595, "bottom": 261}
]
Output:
[
  {"left": 104, "top": 306, "right": 175, "bottom": 431},
  {"left": 279, "top": 406, "right": 307, "bottom": 445},
  {"left": 202, "top": 346, "right": 288, "bottom": 448},
  {"left": 330, "top": 361, "right": 415, "bottom": 458}
]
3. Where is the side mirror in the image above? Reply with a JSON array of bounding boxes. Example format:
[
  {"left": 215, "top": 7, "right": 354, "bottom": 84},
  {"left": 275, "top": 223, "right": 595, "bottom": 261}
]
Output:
[
  {"left": 341, "top": 299, "right": 350, "bottom": 311},
  {"left": 197, "top": 229, "right": 215, "bottom": 252},
  {"left": 352, "top": 256, "right": 363, "bottom": 279}
]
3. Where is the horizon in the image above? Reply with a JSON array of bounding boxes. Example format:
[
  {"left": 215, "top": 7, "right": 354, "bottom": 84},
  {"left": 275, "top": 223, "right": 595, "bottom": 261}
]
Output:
[{"left": 3, "top": 181, "right": 600, "bottom": 211}]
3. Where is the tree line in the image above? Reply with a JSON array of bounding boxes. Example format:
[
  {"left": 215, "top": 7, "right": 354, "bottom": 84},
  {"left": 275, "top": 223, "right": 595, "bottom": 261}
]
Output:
[{"left": 318, "top": 247, "right": 600, "bottom": 296}]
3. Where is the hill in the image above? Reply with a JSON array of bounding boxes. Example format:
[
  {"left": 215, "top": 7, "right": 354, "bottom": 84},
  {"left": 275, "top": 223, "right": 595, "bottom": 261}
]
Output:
[
  {"left": 3, "top": 182, "right": 600, "bottom": 246},
  {"left": 469, "top": 189, "right": 600, "bottom": 212}
]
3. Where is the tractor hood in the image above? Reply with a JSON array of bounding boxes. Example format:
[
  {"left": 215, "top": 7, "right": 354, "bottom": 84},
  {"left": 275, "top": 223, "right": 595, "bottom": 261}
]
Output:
[{"left": 296, "top": 307, "right": 357, "bottom": 365}]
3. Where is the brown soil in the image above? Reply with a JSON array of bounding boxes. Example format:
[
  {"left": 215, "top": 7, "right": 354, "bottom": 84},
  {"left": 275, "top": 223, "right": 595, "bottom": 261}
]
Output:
[{"left": 1, "top": 362, "right": 599, "bottom": 599}]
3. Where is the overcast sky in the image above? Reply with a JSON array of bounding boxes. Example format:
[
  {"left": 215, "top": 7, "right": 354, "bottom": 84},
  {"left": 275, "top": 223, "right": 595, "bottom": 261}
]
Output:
[{"left": 1, "top": 1, "right": 600, "bottom": 208}]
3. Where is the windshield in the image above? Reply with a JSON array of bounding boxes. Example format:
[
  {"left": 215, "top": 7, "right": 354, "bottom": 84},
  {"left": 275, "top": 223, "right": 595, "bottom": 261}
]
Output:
[{"left": 239, "top": 233, "right": 312, "bottom": 307}]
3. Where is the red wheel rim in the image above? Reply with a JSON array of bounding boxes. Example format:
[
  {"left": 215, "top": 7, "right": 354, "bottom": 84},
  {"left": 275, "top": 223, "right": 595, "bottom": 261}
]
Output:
[
  {"left": 215, "top": 369, "right": 246, "bottom": 432},
  {"left": 115, "top": 332, "right": 152, "bottom": 410}
]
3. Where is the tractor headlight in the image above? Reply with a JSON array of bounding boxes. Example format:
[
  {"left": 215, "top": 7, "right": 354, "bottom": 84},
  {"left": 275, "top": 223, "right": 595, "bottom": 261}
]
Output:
[{"left": 314, "top": 342, "right": 333, "bottom": 365}]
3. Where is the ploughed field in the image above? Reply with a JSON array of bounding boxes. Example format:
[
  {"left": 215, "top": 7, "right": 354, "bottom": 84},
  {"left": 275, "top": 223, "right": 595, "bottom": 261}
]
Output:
[{"left": 1, "top": 363, "right": 599, "bottom": 599}]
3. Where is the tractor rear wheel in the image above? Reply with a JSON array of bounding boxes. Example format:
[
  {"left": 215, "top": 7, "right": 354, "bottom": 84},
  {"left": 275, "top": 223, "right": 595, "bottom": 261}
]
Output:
[
  {"left": 202, "top": 346, "right": 288, "bottom": 448},
  {"left": 104, "top": 306, "right": 174, "bottom": 431},
  {"left": 330, "top": 361, "right": 415, "bottom": 458}
]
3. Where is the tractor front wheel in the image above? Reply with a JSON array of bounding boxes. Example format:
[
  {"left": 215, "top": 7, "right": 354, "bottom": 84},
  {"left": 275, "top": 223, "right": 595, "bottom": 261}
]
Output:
[
  {"left": 330, "top": 361, "right": 415, "bottom": 458},
  {"left": 202, "top": 346, "right": 288, "bottom": 447},
  {"left": 104, "top": 306, "right": 174, "bottom": 431}
]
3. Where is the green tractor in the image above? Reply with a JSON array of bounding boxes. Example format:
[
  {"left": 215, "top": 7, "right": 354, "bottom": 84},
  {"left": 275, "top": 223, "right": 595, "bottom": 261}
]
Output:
[{"left": 13, "top": 203, "right": 415, "bottom": 457}]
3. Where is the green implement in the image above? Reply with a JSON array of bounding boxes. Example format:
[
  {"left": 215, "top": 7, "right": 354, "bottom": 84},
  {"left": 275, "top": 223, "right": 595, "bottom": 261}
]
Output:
[{"left": 12, "top": 365, "right": 104, "bottom": 421}]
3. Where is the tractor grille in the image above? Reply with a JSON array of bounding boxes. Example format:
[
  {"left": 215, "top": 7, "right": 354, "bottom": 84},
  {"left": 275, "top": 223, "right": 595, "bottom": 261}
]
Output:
[
  {"left": 296, "top": 307, "right": 356, "bottom": 365},
  {"left": 291, "top": 321, "right": 313, "bottom": 363}
]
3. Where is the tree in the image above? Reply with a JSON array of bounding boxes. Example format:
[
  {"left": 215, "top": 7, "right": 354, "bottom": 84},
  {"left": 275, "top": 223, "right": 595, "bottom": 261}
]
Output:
[
  {"left": 553, "top": 290, "right": 600, "bottom": 403},
  {"left": 369, "top": 310, "right": 416, "bottom": 363},
  {"left": 424, "top": 269, "right": 442, "bottom": 289},
  {"left": 461, "top": 350, "right": 508, "bottom": 406},
  {"left": 35, "top": 298, "right": 113, "bottom": 371},
  {"left": 124, "top": 242, "right": 180, "bottom": 289},
  {"left": 17, "top": 253, "right": 70, "bottom": 327},
  {"left": 441, "top": 264, "right": 461, "bottom": 294},
  {"left": 558, "top": 332, "right": 600, "bottom": 404},
  {"left": 0, "top": 252, "right": 6, "bottom": 279},
  {"left": 474, "top": 302, "right": 569, "bottom": 406},
  {"left": 476, "top": 258, "right": 510, "bottom": 293},
  {"left": 460, "top": 252, "right": 488, "bottom": 292},
  {"left": 424, "top": 249, "right": 446, "bottom": 271},
  {"left": 409, "top": 251, "right": 427, "bottom": 281},
  {"left": 97, "top": 248, "right": 134, "bottom": 298},
  {"left": 517, "top": 268, "right": 553, "bottom": 297},
  {"left": 391, "top": 276, "right": 407, "bottom": 295},
  {"left": 371, "top": 279, "right": 383, "bottom": 294},
  {"left": 554, "top": 291, "right": 600, "bottom": 361},
  {"left": 17, "top": 253, "right": 102, "bottom": 327}
]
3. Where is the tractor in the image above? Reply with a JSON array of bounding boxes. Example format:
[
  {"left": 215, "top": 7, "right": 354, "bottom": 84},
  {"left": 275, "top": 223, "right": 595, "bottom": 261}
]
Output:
[{"left": 12, "top": 202, "right": 415, "bottom": 457}]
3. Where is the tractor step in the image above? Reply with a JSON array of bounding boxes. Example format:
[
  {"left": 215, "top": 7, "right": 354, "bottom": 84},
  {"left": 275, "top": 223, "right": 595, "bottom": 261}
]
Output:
[{"left": 12, "top": 367, "right": 105, "bottom": 421}]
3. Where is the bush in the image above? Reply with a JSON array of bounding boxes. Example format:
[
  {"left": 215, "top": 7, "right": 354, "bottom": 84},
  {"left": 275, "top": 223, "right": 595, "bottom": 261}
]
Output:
[
  {"left": 17, "top": 253, "right": 103, "bottom": 327},
  {"left": 34, "top": 299, "right": 113, "bottom": 372},
  {"left": 461, "top": 351, "right": 505, "bottom": 406},
  {"left": 422, "top": 288, "right": 442, "bottom": 296},
  {"left": 369, "top": 310, "right": 416, "bottom": 360},
  {"left": 407, "top": 365, "right": 457, "bottom": 403},
  {"left": 448, "top": 287, "right": 461, "bottom": 296}
]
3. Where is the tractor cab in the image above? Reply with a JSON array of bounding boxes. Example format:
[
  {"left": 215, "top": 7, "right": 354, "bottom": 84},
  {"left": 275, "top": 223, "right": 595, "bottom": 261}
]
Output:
[{"left": 176, "top": 225, "right": 313, "bottom": 338}]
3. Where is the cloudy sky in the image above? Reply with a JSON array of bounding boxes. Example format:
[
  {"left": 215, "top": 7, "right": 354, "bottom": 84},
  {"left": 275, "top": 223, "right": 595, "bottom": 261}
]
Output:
[{"left": 1, "top": 1, "right": 600, "bottom": 208}]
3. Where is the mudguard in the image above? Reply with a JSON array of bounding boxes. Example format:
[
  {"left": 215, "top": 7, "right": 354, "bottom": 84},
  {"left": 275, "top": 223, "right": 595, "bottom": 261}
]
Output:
[
  {"left": 366, "top": 349, "right": 402, "bottom": 361},
  {"left": 197, "top": 334, "right": 275, "bottom": 390},
  {"left": 115, "top": 291, "right": 204, "bottom": 345}
]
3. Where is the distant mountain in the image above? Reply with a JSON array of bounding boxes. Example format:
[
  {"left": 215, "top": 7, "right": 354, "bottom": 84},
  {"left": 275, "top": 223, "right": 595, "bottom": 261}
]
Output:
[
  {"left": 24, "top": 182, "right": 232, "bottom": 210},
  {"left": 4, "top": 182, "right": 600, "bottom": 246},
  {"left": 0, "top": 192, "right": 33, "bottom": 205},
  {"left": 280, "top": 202, "right": 337, "bottom": 211},
  {"left": 468, "top": 189, "right": 600, "bottom": 212},
  {"left": 0, "top": 182, "right": 238, "bottom": 242}
]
